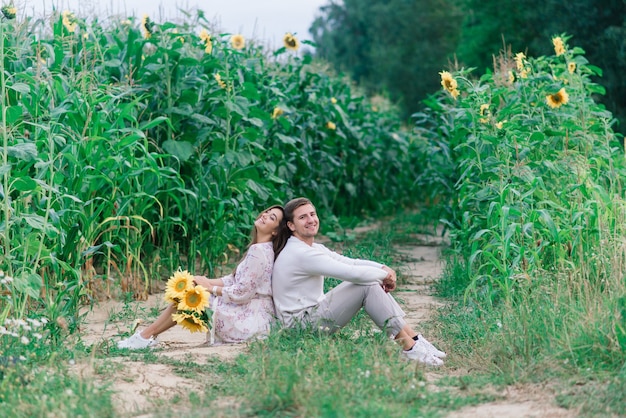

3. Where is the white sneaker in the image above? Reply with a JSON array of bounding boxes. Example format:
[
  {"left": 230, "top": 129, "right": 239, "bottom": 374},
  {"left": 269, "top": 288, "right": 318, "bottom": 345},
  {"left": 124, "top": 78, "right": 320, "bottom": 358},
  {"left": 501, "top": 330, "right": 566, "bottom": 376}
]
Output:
[
  {"left": 415, "top": 334, "right": 446, "bottom": 358},
  {"left": 117, "top": 332, "right": 158, "bottom": 350},
  {"left": 401, "top": 342, "right": 444, "bottom": 366}
]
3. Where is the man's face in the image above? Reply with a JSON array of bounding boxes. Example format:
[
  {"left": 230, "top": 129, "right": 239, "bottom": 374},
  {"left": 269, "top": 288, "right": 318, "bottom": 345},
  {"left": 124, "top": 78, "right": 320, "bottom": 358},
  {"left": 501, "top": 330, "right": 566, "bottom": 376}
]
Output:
[{"left": 288, "top": 203, "right": 319, "bottom": 241}]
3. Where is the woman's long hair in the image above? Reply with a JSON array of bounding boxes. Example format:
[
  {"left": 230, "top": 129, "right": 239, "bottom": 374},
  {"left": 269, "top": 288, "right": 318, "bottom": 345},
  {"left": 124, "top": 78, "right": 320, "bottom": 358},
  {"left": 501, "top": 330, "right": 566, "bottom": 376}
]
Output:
[
  {"left": 233, "top": 204, "right": 285, "bottom": 274},
  {"left": 273, "top": 197, "right": 313, "bottom": 259}
]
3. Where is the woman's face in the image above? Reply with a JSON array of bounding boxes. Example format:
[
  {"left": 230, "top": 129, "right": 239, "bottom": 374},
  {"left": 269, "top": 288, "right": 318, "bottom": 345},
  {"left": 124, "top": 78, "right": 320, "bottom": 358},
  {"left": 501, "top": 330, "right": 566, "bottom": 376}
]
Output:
[{"left": 254, "top": 207, "right": 284, "bottom": 236}]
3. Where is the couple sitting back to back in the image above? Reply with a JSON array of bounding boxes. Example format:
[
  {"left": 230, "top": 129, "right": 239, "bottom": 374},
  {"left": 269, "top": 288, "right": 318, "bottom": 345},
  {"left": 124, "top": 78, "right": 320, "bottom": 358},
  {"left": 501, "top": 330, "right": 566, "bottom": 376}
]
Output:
[{"left": 118, "top": 197, "right": 445, "bottom": 366}]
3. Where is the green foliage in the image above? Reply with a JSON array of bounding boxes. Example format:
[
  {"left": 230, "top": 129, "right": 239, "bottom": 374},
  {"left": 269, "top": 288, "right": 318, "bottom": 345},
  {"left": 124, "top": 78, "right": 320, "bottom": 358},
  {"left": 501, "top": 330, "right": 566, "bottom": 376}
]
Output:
[
  {"left": 0, "top": 8, "right": 420, "bottom": 343},
  {"left": 199, "top": 326, "right": 487, "bottom": 417},
  {"left": 422, "top": 35, "right": 626, "bottom": 404},
  {"left": 311, "top": 0, "right": 463, "bottom": 118},
  {"left": 454, "top": 0, "right": 626, "bottom": 133}
]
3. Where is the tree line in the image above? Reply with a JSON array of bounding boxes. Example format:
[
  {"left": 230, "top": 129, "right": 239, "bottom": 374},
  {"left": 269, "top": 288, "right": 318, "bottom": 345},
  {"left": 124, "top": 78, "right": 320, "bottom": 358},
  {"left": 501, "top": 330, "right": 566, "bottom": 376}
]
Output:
[{"left": 310, "top": 0, "right": 626, "bottom": 133}]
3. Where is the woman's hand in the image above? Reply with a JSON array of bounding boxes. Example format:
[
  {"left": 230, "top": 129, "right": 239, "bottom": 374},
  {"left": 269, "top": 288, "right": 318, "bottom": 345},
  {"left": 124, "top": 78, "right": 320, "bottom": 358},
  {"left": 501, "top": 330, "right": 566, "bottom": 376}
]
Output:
[
  {"left": 193, "top": 275, "right": 225, "bottom": 289},
  {"left": 193, "top": 275, "right": 211, "bottom": 288}
]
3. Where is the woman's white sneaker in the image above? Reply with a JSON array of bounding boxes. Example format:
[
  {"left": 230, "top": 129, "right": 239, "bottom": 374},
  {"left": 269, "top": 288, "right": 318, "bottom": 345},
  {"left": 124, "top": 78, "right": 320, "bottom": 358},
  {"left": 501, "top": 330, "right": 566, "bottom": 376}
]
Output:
[{"left": 117, "top": 332, "right": 158, "bottom": 349}]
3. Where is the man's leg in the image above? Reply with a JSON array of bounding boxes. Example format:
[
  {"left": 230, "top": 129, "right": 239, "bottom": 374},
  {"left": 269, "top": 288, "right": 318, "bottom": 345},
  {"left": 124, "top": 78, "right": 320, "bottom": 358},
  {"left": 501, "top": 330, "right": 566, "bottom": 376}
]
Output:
[{"left": 311, "top": 282, "right": 406, "bottom": 337}]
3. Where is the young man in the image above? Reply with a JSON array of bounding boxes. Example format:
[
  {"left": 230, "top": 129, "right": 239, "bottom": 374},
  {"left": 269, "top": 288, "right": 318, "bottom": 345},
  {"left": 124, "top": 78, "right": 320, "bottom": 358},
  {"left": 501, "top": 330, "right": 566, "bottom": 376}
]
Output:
[{"left": 271, "top": 197, "right": 446, "bottom": 366}]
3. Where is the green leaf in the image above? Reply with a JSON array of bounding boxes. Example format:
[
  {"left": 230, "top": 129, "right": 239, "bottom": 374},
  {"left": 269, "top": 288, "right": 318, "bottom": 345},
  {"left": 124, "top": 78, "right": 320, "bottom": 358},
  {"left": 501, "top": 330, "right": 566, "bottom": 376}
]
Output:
[
  {"left": 12, "top": 272, "right": 43, "bottom": 299},
  {"left": 6, "top": 105, "right": 23, "bottom": 124},
  {"left": 9, "top": 83, "right": 30, "bottom": 94},
  {"left": 12, "top": 176, "right": 37, "bottom": 192},
  {"left": 163, "top": 139, "right": 195, "bottom": 162},
  {"left": 7, "top": 143, "right": 37, "bottom": 161},
  {"left": 139, "top": 116, "right": 171, "bottom": 131}
]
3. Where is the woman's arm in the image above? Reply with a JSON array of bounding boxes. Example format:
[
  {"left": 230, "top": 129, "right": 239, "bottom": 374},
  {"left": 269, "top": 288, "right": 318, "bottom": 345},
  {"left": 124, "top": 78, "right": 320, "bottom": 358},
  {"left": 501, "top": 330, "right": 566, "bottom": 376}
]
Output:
[
  {"left": 220, "top": 245, "right": 269, "bottom": 304},
  {"left": 193, "top": 276, "right": 226, "bottom": 289}
]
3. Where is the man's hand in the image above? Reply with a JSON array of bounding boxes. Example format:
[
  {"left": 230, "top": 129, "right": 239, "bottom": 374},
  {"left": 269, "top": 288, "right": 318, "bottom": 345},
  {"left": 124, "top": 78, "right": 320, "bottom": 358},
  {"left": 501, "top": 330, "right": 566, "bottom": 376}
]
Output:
[{"left": 381, "top": 266, "right": 396, "bottom": 293}]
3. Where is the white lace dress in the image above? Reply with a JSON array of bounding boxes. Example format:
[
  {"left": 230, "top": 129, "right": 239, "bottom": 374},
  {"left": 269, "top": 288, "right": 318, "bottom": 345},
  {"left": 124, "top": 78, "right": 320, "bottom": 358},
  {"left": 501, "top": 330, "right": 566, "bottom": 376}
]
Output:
[{"left": 210, "top": 241, "right": 276, "bottom": 344}]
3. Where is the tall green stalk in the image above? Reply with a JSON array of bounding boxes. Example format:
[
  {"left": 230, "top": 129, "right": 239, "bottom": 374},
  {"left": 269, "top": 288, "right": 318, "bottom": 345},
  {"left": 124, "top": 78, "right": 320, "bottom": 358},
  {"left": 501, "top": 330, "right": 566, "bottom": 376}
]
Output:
[{"left": 0, "top": 17, "right": 12, "bottom": 277}]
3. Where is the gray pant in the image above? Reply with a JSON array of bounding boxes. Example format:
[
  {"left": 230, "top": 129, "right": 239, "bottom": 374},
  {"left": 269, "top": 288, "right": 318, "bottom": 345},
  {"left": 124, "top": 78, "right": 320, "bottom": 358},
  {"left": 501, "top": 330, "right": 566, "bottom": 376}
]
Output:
[{"left": 308, "top": 282, "right": 407, "bottom": 337}]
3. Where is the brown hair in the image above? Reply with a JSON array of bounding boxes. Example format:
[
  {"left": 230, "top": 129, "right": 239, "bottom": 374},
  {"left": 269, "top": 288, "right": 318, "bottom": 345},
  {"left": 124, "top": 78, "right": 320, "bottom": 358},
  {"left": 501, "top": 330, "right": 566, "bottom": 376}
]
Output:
[
  {"left": 233, "top": 204, "right": 284, "bottom": 273},
  {"left": 273, "top": 197, "right": 313, "bottom": 259}
]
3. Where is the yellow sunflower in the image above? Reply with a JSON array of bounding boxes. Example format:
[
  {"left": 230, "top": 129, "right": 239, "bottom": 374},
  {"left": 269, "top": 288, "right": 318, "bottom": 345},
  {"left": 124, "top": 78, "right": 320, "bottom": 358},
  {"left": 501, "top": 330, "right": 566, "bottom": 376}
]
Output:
[
  {"left": 171, "top": 312, "right": 208, "bottom": 333},
  {"left": 231, "top": 34, "right": 245, "bottom": 50},
  {"left": 177, "top": 286, "right": 210, "bottom": 312},
  {"left": 1, "top": 5, "right": 17, "bottom": 19},
  {"left": 199, "top": 29, "right": 212, "bottom": 54},
  {"left": 272, "top": 107, "right": 284, "bottom": 119},
  {"left": 439, "top": 71, "right": 457, "bottom": 92},
  {"left": 546, "top": 88, "right": 569, "bottom": 108},
  {"left": 283, "top": 33, "right": 300, "bottom": 51},
  {"left": 552, "top": 37, "right": 565, "bottom": 56},
  {"left": 326, "top": 121, "right": 336, "bottom": 130},
  {"left": 568, "top": 62, "right": 576, "bottom": 74},
  {"left": 62, "top": 10, "right": 76, "bottom": 33},
  {"left": 330, "top": 97, "right": 337, "bottom": 104},
  {"left": 449, "top": 88, "right": 459, "bottom": 99},
  {"left": 141, "top": 14, "right": 153, "bottom": 39},
  {"left": 164, "top": 270, "right": 193, "bottom": 303},
  {"left": 213, "top": 73, "right": 227, "bottom": 89}
]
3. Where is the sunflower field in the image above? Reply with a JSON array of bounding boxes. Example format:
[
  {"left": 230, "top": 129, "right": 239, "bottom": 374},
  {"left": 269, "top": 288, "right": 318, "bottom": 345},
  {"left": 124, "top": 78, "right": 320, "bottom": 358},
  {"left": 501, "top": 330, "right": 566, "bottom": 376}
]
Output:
[
  {"left": 2, "top": 3, "right": 626, "bottom": 416},
  {"left": 0, "top": 9, "right": 420, "bottom": 330},
  {"left": 417, "top": 34, "right": 626, "bottom": 385}
]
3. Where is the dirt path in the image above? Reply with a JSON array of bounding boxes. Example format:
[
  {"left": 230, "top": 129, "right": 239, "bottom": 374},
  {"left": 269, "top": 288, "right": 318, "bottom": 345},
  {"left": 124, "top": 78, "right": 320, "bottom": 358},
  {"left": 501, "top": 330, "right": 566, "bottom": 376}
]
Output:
[
  {"left": 77, "top": 229, "right": 577, "bottom": 417},
  {"left": 397, "top": 232, "right": 576, "bottom": 418}
]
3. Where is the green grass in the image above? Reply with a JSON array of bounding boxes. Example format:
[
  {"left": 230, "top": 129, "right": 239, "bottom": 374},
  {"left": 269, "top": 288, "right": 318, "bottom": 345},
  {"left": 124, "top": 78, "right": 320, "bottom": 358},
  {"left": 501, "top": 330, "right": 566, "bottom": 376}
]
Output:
[{"left": 4, "top": 210, "right": 625, "bottom": 417}]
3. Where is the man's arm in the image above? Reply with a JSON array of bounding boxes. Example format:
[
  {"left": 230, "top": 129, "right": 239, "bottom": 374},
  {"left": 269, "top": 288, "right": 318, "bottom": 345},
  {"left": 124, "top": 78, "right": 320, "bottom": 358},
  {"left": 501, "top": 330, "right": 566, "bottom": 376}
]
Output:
[{"left": 298, "top": 244, "right": 388, "bottom": 285}]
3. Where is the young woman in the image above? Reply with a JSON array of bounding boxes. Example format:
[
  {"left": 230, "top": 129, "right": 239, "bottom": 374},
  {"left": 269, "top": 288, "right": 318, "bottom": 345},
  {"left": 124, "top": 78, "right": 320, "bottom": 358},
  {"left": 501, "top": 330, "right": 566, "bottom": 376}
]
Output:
[{"left": 117, "top": 205, "right": 285, "bottom": 349}]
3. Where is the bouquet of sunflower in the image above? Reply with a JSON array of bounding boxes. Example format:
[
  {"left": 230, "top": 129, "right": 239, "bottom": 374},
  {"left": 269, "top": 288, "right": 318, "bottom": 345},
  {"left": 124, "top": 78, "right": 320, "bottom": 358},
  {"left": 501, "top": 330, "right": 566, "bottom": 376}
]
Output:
[{"left": 164, "top": 270, "right": 212, "bottom": 333}]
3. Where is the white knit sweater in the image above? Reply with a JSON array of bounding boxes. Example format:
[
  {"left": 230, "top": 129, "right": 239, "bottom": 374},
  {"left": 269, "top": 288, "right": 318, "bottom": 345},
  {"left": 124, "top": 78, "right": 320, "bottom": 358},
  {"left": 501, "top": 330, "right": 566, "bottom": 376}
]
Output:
[{"left": 271, "top": 236, "right": 388, "bottom": 325}]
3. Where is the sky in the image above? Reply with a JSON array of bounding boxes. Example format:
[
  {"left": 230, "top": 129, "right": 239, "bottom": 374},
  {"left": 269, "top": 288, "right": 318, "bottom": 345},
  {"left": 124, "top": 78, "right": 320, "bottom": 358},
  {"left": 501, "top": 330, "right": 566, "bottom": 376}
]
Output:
[{"left": 18, "top": 0, "right": 330, "bottom": 48}]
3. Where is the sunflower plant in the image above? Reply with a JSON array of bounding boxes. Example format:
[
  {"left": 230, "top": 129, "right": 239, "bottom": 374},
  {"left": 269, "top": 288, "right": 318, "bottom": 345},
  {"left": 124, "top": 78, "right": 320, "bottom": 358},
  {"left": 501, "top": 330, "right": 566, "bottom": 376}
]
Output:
[{"left": 164, "top": 270, "right": 212, "bottom": 333}]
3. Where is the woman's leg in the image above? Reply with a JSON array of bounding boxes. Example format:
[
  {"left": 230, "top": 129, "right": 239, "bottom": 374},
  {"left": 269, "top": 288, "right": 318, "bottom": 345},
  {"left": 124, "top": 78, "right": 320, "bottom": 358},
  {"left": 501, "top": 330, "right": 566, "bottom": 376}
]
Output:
[{"left": 139, "top": 304, "right": 177, "bottom": 339}]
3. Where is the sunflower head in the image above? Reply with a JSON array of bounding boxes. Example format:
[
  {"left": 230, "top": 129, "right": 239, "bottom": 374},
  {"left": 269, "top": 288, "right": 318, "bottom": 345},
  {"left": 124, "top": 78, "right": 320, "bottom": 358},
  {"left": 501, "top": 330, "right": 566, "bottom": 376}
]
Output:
[
  {"left": 439, "top": 71, "right": 457, "bottom": 92},
  {"left": 330, "top": 97, "right": 337, "bottom": 104},
  {"left": 326, "top": 121, "right": 336, "bottom": 130},
  {"left": 272, "top": 107, "right": 284, "bottom": 119},
  {"left": 62, "top": 10, "right": 77, "bottom": 33},
  {"left": 568, "top": 62, "right": 576, "bottom": 74},
  {"left": 231, "top": 34, "right": 245, "bottom": 50},
  {"left": 213, "top": 73, "right": 227, "bottom": 89},
  {"left": 283, "top": 33, "right": 300, "bottom": 51},
  {"left": 552, "top": 37, "right": 565, "bottom": 56},
  {"left": 199, "top": 29, "right": 212, "bottom": 54},
  {"left": 177, "top": 286, "right": 210, "bottom": 312},
  {"left": 171, "top": 312, "right": 208, "bottom": 333},
  {"left": 1, "top": 5, "right": 16, "bottom": 19},
  {"left": 142, "top": 14, "right": 154, "bottom": 39},
  {"left": 164, "top": 270, "right": 193, "bottom": 303},
  {"left": 546, "top": 88, "right": 569, "bottom": 108},
  {"left": 514, "top": 52, "right": 525, "bottom": 71}
]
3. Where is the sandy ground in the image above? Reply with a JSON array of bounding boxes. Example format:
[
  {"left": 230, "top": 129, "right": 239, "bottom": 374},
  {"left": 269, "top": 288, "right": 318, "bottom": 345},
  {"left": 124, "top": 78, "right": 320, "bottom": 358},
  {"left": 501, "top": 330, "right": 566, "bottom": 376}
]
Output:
[{"left": 76, "top": 230, "right": 577, "bottom": 417}]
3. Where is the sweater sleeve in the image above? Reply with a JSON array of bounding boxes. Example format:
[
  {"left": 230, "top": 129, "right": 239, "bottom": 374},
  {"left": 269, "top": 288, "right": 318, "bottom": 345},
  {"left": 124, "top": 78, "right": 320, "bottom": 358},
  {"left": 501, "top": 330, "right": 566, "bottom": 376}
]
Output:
[
  {"left": 301, "top": 243, "right": 387, "bottom": 284},
  {"left": 221, "top": 245, "right": 269, "bottom": 304}
]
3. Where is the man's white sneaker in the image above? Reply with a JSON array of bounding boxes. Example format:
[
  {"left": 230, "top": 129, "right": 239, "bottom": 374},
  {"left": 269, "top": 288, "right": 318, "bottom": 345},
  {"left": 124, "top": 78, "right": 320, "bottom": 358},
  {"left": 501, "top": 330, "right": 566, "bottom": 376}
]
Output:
[
  {"left": 401, "top": 341, "right": 444, "bottom": 366},
  {"left": 415, "top": 334, "right": 446, "bottom": 358},
  {"left": 117, "top": 332, "right": 158, "bottom": 350}
]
